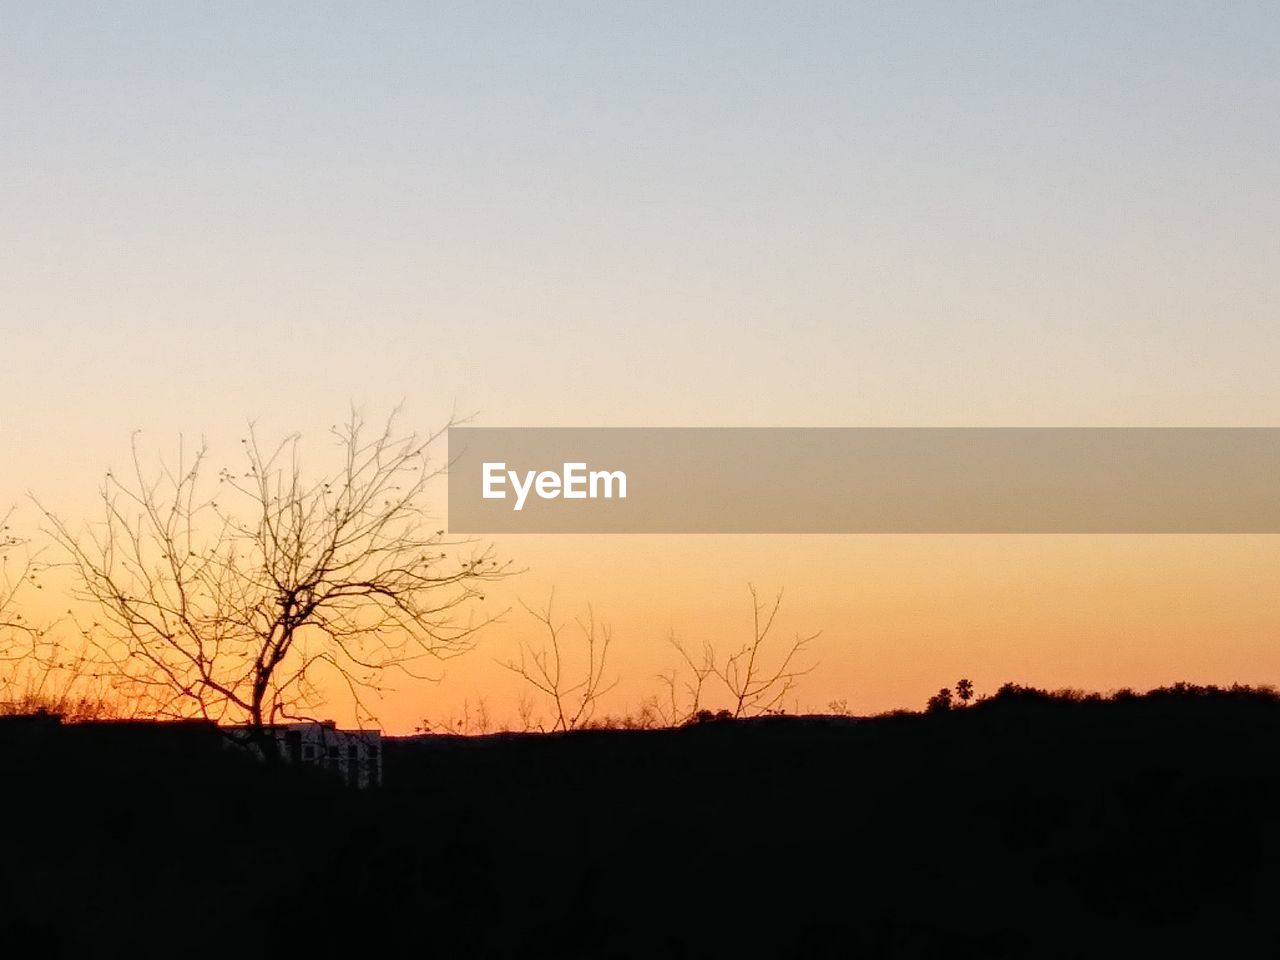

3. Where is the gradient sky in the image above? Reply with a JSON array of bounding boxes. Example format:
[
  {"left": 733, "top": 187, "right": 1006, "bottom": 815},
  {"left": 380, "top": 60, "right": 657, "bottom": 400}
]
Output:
[{"left": 3, "top": 2, "right": 1279, "bottom": 730}]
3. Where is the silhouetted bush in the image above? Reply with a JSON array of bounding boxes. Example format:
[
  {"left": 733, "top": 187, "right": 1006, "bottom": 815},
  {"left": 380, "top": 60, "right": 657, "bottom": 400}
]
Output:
[
  {"left": 685, "top": 708, "right": 735, "bottom": 725},
  {"left": 926, "top": 687, "right": 953, "bottom": 712}
]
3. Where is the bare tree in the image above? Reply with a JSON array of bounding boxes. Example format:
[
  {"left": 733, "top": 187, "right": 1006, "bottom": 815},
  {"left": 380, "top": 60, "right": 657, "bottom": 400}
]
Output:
[
  {"left": 0, "top": 509, "right": 29, "bottom": 657},
  {"left": 417, "top": 695, "right": 495, "bottom": 736},
  {"left": 38, "top": 409, "right": 510, "bottom": 751},
  {"left": 0, "top": 509, "right": 126, "bottom": 717},
  {"left": 0, "top": 509, "right": 32, "bottom": 699},
  {"left": 661, "top": 585, "right": 818, "bottom": 723},
  {"left": 501, "top": 591, "right": 617, "bottom": 732}
]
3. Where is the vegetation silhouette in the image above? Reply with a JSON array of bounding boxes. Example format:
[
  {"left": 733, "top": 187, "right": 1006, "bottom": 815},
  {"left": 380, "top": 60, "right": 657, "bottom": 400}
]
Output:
[
  {"left": 498, "top": 585, "right": 817, "bottom": 732},
  {"left": 35, "top": 410, "right": 509, "bottom": 755}
]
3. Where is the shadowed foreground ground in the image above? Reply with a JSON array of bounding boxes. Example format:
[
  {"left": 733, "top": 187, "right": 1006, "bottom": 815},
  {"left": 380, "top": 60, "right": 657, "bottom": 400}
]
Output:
[{"left": 4, "top": 685, "right": 1278, "bottom": 957}]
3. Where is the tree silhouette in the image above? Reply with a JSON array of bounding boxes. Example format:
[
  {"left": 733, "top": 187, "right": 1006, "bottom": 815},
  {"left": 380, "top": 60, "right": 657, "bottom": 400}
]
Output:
[
  {"left": 501, "top": 592, "right": 617, "bottom": 732},
  {"left": 661, "top": 585, "right": 818, "bottom": 722},
  {"left": 0, "top": 508, "right": 45, "bottom": 701},
  {"left": 926, "top": 686, "right": 953, "bottom": 713},
  {"left": 38, "top": 410, "right": 510, "bottom": 750},
  {"left": 0, "top": 509, "right": 28, "bottom": 657}
]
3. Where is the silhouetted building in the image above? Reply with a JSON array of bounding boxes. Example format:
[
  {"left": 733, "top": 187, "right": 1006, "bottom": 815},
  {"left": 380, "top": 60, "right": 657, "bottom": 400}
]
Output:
[
  {"left": 2, "top": 712, "right": 382, "bottom": 787},
  {"left": 237, "top": 721, "right": 383, "bottom": 788}
]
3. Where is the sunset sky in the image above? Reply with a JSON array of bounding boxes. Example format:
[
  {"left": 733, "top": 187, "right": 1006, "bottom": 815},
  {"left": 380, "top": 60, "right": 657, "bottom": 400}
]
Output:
[{"left": 3, "top": 2, "right": 1279, "bottom": 731}]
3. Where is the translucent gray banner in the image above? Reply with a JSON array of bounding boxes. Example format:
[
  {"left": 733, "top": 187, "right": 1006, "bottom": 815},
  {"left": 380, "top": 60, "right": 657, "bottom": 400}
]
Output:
[{"left": 447, "top": 428, "right": 1280, "bottom": 533}]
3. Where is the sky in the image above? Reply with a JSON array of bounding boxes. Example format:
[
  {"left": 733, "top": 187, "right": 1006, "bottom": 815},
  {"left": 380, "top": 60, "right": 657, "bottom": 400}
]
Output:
[{"left": 2, "top": 2, "right": 1279, "bottom": 730}]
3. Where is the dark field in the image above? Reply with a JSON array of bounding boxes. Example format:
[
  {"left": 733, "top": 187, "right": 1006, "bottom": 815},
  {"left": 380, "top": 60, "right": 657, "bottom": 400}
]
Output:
[{"left": 4, "top": 686, "right": 1278, "bottom": 957}]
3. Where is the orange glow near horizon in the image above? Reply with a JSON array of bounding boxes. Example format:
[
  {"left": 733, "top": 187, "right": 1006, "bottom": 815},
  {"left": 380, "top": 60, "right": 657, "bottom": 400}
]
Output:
[
  {"left": 384, "top": 533, "right": 1280, "bottom": 734},
  {"left": 13, "top": 531, "right": 1278, "bottom": 735}
]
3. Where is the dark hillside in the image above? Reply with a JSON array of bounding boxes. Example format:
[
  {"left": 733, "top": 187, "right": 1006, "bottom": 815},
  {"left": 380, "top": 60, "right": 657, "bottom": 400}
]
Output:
[{"left": 3, "top": 686, "right": 1278, "bottom": 957}]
